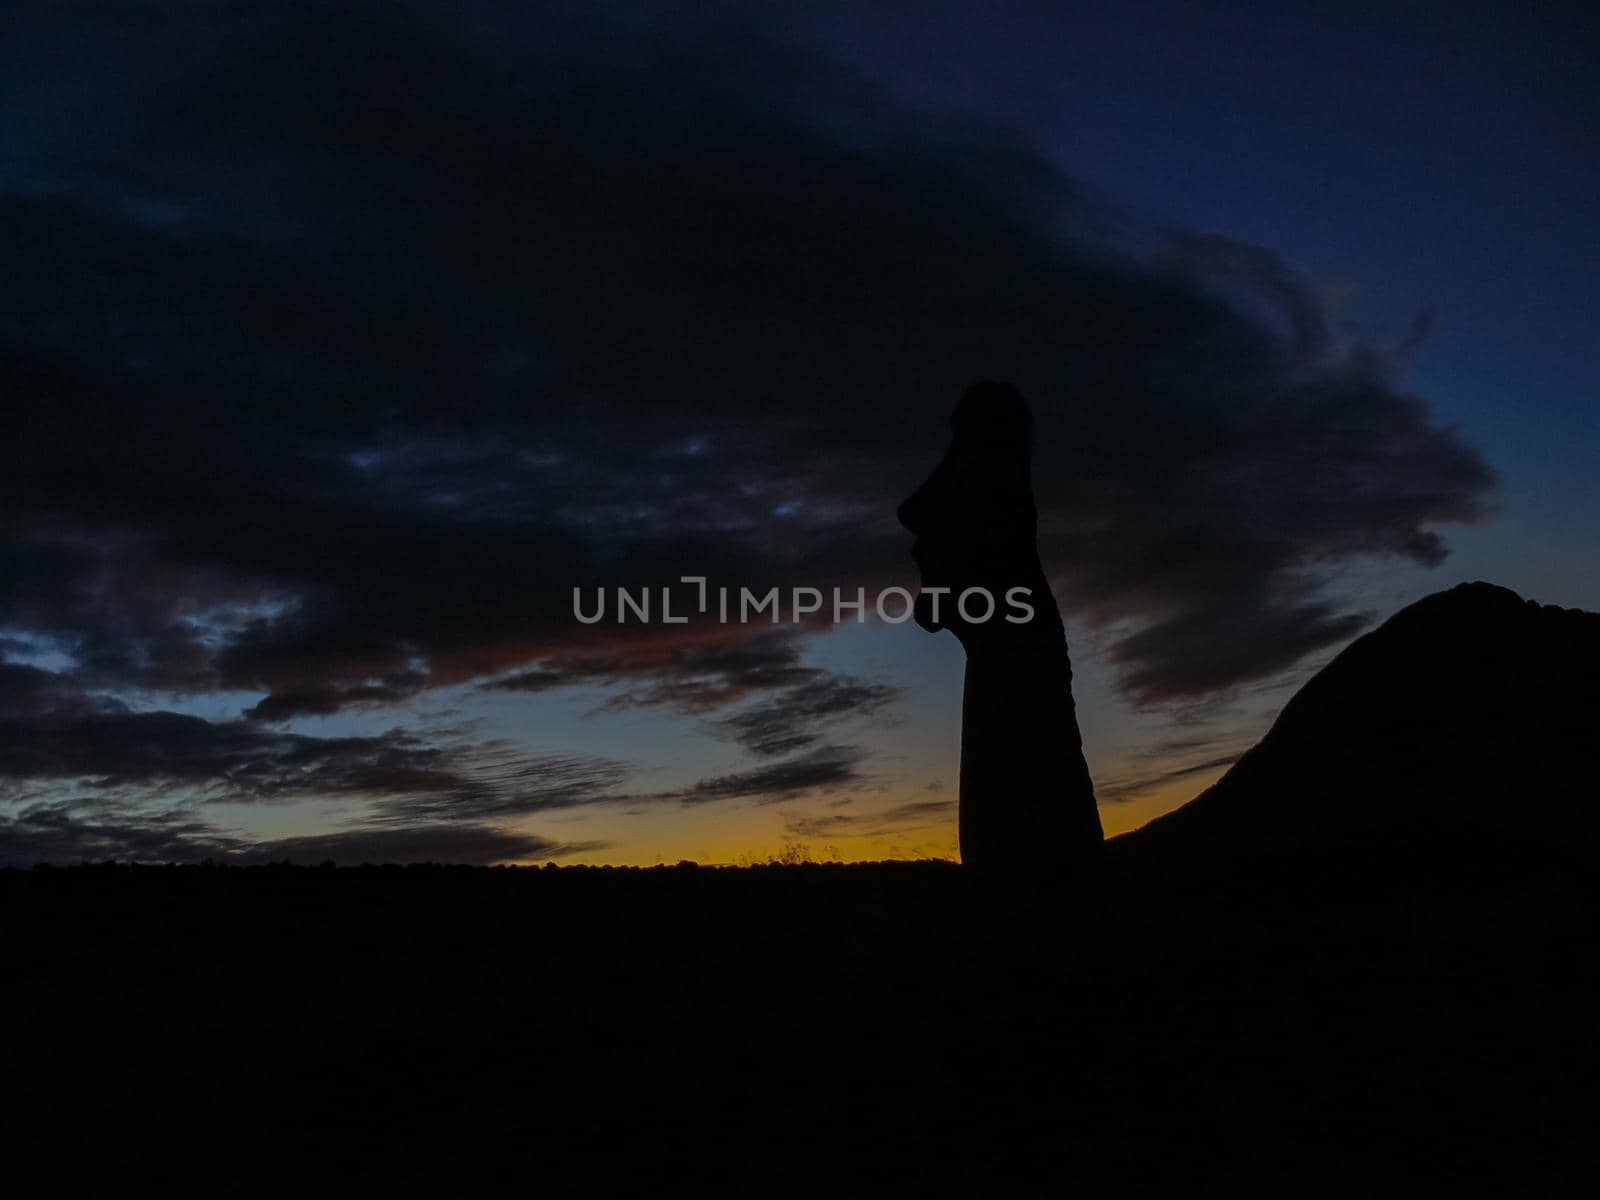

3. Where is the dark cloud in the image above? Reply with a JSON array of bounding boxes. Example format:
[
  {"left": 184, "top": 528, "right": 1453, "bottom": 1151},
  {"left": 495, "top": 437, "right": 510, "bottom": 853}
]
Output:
[
  {"left": 0, "top": 661, "right": 83, "bottom": 719},
  {"left": 488, "top": 629, "right": 821, "bottom": 715},
  {"left": 1103, "top": 586, "right": 1374, "bottom": 705},
  {"left": 0, "top": 664, "right": 628, "bottom": 817},
  {"left": 783, "top": 799, "right": 956, "bottom": 840},
  {"left": 0, "top": 702, "right": 461, "bottom": 801},
  {"left": 372, "top": 753, "right": 629, "bottom": 824},
  {"left": 0, "top": 2, "right": 1497, "bottom": 848},
  {"left": 0, "top": 660, "right": 868, "bottom": 822},
  {"left": 0, "top": 800, "right": 599, "bottom": 867},
  {"left": 0, "top": 801, "right": 250, "bottom": 866},
  {"left": 1088, "top": 713, "right": 1261, "bottom": 805},
  {"left": 246, "top": 676, "right": 429, "bottom": 722},
  {"left": 665, "top": 745, "right": 868, "bottom": 806},
  {"left": 1094, "top": 755, "right": 1243, "bottom": 806},
  {"left": 712, "top": 675, "right": 901, "bottom": 757}
]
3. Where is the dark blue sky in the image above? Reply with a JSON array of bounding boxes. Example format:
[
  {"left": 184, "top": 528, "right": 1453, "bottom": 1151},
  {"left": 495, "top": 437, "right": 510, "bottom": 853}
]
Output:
[{"left": 810, "top": 0, "right": 1597, "bottom": 609}]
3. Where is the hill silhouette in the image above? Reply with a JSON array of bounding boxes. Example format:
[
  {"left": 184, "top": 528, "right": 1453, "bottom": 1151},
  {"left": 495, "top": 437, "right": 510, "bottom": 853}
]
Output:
[{"left": 1124, "top": 581, "right": 1600, "bottom": 860}]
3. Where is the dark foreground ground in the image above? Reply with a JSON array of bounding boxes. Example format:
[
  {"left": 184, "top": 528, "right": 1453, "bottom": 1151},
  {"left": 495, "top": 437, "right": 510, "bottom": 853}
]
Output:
[{"left": 7, "top": 841, "right": 1594, "bottom": 1185}]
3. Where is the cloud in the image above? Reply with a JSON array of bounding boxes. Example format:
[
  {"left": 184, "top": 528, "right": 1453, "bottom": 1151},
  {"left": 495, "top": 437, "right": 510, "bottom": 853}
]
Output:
[
  {"left": 1088, "top": 712, "right": 1261, "bottom": 805},
  {"left": 246, "top": 676, "right": 429, "bottom": 722},
  {"left": 1093, "top": 755, "right": 1243, "bottom": 805},
  {"left": 372, "top": 752, "right": 629, "bottom": 824},
  {"left": 0, "top": 1, "right": 1498, "bottom": 850},
  {"left": 0, "top": 800, "right": 599, "bottom": 867},
  {"left": 488, "top": 629, "right": 822, "bottom": 716},
  {"left": 1102, "top": 585, "right": 1374, "bottom": 705},
  {"left": 1, "top": 654, "right": 867, "bottom": 821},
  {"left": 0, "top": 663, "right": 629, "bottom": 817},
  {"left": 0, "top": 702, "right": 462, "bottom": 801},
  {"left": 0, "top": 801, "right": 250, "bottom": 866},
  {"left": 782, "top": 798, "right": 956, "bottom": 840},
  {"left": 664, "top": 745, "right": 868, "bottom": 805},
  {"left": 711, "top": 675, "right": 901, "bottom": 757}
]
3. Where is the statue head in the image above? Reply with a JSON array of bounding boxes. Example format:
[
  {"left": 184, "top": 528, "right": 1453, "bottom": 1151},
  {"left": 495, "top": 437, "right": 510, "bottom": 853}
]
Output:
[{"left": 896, "top": 381, "right": 1046, "bottom": 647}]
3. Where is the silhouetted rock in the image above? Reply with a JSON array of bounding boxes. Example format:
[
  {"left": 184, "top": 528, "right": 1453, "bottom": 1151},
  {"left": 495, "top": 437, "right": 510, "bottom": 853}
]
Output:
[
  {"left": 898, "top": 381, "right": 1103, "bottom": 873},
  {"left": 1125, "top": 582, "right": 1600, "bottom": 859}
]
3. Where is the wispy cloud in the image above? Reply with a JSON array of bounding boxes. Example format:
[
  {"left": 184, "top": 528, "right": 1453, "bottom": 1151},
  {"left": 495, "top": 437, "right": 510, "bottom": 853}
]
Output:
[
  {"left": 0, "top": 800, "right": 602, "bottom": 867},
  {"left": 783, "top": 799, "right": 956, "bottom": 840},
  {"left": 662, "top": 745, "right": 868, "bottom": 806},
  {"left": 1094, "top": 755, "right": 1242, "bottom": 805},
  {"left": 711, "top": 675, "right": 901, "bottom": 757}
]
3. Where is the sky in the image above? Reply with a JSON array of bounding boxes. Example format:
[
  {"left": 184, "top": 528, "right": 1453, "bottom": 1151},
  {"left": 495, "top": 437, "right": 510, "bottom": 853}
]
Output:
[{"left": 1, "top": 0, "right": 1594, "bottom": 865}]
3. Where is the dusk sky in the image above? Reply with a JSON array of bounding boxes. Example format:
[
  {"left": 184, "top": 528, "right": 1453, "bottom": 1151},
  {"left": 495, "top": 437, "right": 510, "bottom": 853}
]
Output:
[{"left": 3, "top": 0, "right": 1594, "bottom": 865}]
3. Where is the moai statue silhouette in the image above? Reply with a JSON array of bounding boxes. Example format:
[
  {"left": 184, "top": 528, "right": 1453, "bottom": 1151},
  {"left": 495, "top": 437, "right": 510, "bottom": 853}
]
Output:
[{"left": 898, "top": 381, "right": 1103, "bottom": 875}]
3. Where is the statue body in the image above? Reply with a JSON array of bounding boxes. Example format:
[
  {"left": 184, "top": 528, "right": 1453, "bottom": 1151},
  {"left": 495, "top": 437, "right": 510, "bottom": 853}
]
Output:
[{"left": 898, "top": 381, "right": 1103, "bottom": 874}]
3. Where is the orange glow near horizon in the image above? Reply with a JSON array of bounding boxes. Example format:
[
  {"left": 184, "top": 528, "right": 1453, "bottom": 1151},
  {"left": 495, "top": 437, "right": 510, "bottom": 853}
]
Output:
[{"left": 499, "top": 764, "right": 1225, "bottom": 867}]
